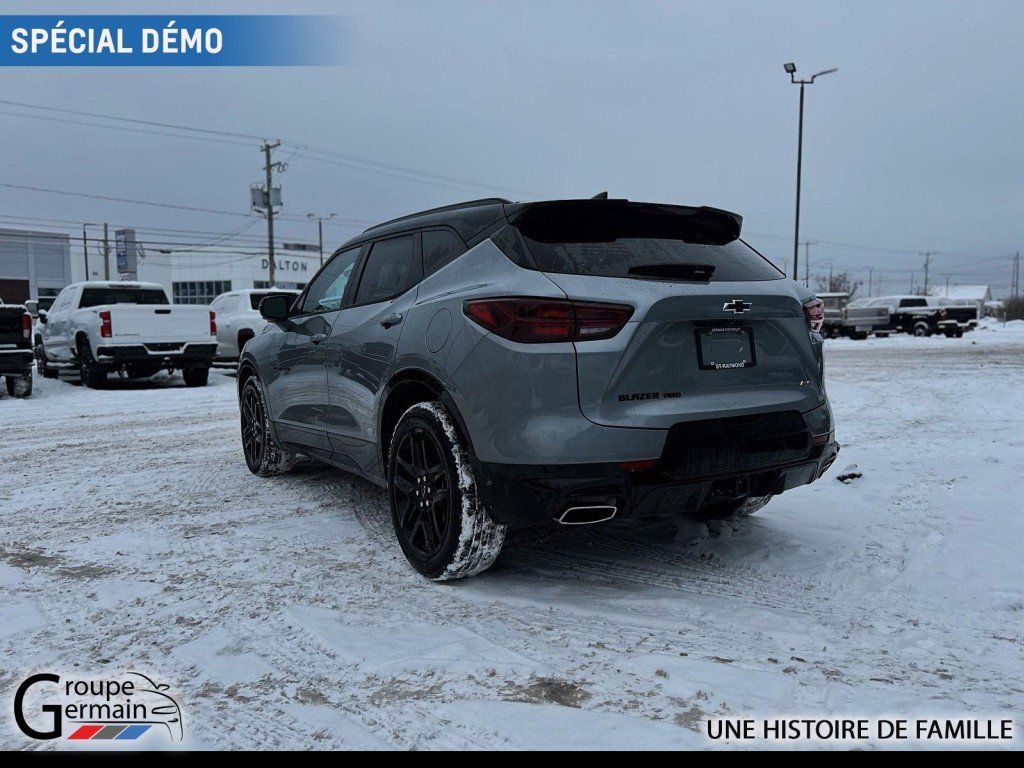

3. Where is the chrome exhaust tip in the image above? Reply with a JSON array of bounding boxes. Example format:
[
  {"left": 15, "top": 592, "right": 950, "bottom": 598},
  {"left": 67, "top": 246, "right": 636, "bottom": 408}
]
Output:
[{"left": 557, "top": 504, "right": 618, "bottom": 525}]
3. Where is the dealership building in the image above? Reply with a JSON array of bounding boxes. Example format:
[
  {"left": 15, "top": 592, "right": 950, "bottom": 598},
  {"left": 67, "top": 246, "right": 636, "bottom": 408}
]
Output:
[
  {"left": 0, "top": 228, "right": 74, "bottom": 305},
  {"left": 136, "top": 243, "right": 320, "bottom": 305},
  {"left": 1, "top": 226, "right": 322, "bottom": 308}
]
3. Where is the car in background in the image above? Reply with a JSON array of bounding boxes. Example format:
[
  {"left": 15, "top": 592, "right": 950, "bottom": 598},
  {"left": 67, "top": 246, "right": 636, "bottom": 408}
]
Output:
[
  {"left": 864, "top": 295, "right": 973, "bottom": 337},
  {"left": 38, "top": 281, "right": 217, "bottom": 388},
  {"left": 237, "top": 196, "right": 839, "bottom": 581},
  {"left": 210, "top": 289, "right": 301, "bottom": 362},
  {"left": 0, "top": 298, "right": 34, "bottom": 397},
  {"left": 818, "top": 292, "right": 889, "bottom": 339}
]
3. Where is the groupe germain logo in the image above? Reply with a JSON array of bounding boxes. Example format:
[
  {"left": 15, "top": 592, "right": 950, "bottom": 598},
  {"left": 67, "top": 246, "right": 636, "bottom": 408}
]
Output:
[{"left": 13, "top": 671, "right": 184, "bottom": 744}]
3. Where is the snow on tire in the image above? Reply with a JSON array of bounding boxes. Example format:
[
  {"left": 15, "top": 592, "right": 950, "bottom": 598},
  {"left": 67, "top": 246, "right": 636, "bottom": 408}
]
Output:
[
  {"left": 388, "top": 402, "right": 506, "bottom": 581},
  {"left": 733, "top": 494, "right": 773, "bottom": 517}
]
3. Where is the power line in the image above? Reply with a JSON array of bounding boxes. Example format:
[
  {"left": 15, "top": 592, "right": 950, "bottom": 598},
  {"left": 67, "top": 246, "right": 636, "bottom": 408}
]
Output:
[{"left": 0, "top": 98, "right": 533, "bottom": 197}]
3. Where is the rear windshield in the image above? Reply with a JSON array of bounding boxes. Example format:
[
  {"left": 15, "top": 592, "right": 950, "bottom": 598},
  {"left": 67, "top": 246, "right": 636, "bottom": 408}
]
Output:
[
  {"left": 249, "top": 291, "right": 295, "bottom": 310},
  {"left": 79, "top": 288, "right": 169, "bottom": 308},
  {"left": 495, "top": 205, "right": 783, "bottom": 282}
]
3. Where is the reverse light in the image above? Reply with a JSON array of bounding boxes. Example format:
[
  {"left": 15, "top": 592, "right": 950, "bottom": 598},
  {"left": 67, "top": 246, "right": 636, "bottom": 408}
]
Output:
[
  {"left": 464, "top": 298, "right": 633, "bottom": 343},
  {"left": 21, "top": 313, "right": 31, "bottom": 340},
  {"left": 99, "top": 310, "right": 112, "bottom": 338},
  {"left": 210, "top": 310, "right": 217, "bottom": 336},
  {"left": 803, "top": 298, "right": 825, "bottom": 333}
]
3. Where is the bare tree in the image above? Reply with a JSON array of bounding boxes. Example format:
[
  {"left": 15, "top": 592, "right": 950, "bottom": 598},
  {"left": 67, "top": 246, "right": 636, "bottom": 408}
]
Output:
[{"left": 815, "top": 272, "right": 860, "bottom": 298}]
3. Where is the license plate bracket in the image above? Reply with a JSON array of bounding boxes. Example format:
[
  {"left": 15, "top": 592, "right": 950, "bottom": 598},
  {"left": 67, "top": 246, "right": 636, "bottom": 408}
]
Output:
[{"left": 696, "top": 327, "right": 756, "bottom": 370}]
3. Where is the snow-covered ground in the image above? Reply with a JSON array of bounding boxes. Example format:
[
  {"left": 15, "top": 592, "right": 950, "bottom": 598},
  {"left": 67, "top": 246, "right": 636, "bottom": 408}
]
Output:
[{"left": 2, "top": 323, "right": 1022, "bottom": 750}]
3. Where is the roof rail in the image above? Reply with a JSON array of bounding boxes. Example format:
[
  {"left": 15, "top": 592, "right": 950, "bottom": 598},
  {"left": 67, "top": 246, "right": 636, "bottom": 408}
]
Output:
[{"left": 361, "top": 197, "right": 512, "bottom": 234}]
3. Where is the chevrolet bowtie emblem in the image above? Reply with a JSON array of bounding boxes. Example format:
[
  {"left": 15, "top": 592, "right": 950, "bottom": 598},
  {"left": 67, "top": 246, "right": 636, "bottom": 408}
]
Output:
[{"left": 722, "top": 299, "right": 752, "bottom": 313}]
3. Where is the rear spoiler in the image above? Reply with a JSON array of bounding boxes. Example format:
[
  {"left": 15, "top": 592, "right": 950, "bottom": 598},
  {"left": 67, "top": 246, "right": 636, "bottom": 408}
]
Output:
[{"left": 504, "top": 199, "right": 742, "bottom": 245}]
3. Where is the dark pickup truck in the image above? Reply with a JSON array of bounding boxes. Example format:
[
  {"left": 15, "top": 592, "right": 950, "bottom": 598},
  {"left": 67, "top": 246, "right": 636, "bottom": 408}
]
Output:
[
  {"left": 0, "top": 300, "right": 34, "bottom": 397},
  {"left": 869, "top": 296, "right": 975, "bottom": 337}
]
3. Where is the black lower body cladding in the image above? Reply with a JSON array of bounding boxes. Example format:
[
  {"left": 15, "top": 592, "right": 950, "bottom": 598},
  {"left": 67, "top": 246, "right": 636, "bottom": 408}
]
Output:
[{"left": 474, "top": 407, "right": 838, "bottom": 526}]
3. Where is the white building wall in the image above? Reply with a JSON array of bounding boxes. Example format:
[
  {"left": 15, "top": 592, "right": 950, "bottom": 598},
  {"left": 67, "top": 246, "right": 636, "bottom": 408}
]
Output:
[{"left": 136, "top": 248, "right": 321, "bottom": 303}]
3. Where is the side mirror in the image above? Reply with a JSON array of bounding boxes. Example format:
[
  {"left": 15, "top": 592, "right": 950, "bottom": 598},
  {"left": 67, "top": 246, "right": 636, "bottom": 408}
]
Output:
[
  {"left": 259, "top": 294, "right": 291, "bottom": 321},
  {"left": 39, "top": 312, "right": 48, "bottom": 325}
]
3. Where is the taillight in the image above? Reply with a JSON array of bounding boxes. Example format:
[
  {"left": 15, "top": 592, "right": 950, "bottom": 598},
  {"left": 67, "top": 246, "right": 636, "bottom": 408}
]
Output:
[
  {"left": 464, "top": 298, "right": 633, "bottom": 343},
  {"left": 22, "top": 313, "right": 31, "bottom": 340},
  {"left": 210, "top": 310, "right": 217, "bottom": 336},
  {"left": 803, "top": 298, "right": 824, "bottom": 333},
  {"left": 99, "top": 310, "right": 112, "bottom": 338},
  {"left": 939, "top": 307, "right": 947, "bottom": 319}
]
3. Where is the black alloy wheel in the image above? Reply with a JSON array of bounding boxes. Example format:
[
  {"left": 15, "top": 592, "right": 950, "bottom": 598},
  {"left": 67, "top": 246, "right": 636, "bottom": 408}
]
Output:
[
  {"left": 240, "top": 383, "right": 266, "bottom": 471},
  {"left": 391, "top": 426, "right": 454, "bottom": 561}
]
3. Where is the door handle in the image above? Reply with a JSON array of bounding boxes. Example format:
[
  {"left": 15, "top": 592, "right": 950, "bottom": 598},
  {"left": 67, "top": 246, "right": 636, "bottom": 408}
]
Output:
[
  {"left": 380, "top": 312, "right": 403, "bottom": 329},
  {"left": 310, "top": 333, "right": 328, "bottom": 345}
]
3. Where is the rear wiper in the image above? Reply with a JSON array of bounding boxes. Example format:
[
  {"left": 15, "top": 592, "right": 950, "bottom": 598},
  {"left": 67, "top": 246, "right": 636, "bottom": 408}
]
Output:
[{"left": 627, "top": 263, "right": 716, "bottom": 282}]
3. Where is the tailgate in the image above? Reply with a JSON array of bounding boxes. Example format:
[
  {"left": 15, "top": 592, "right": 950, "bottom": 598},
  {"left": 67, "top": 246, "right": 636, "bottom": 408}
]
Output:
[
  {"left": 0, "top": 307, "right": 27, "bottom": 346},
  {"left": 106, "top": 305, "right": 213, "bottom": 344},
  {"left": 544, "top": 274, "right": 825, "bottom": 429}
]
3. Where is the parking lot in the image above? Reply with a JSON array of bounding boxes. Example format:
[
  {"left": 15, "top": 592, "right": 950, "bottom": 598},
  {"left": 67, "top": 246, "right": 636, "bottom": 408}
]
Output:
[{"left": 2, "top": 323, "right": 1022, "bottom": 749}]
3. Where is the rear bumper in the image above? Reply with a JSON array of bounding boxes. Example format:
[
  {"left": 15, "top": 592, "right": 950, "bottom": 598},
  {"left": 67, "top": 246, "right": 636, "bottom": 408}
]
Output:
[
  {"left": 0, "top": 348, "right": 34, "bottom": 375},
  {"left": 95, "top": 343, "right": 217, "bottom": 367},
  {"left": 475, "top": 439, "right": 839, "bottom": 526}
]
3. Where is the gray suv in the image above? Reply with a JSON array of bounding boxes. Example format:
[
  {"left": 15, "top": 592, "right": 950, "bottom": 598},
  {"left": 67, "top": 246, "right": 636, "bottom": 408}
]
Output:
[{"left": 238, "top": 198, "right": 839, "bottom": 580}]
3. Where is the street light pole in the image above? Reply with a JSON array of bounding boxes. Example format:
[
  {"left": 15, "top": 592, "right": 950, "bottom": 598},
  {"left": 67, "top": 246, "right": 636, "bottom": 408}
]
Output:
[
  {"left": 307, "top": 213, "right": 337, "bottom": 267},
  {"left": 81, "top": 223, "right": 94, "bottom": 280},
  {"left": 784, "top": 63, "right": 837, "bottom": 283}
]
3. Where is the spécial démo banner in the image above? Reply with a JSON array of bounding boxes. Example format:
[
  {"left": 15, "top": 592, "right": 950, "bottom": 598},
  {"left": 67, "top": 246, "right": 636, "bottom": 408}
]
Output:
[{"left": 0, "top": 15, "right": 351, "bottom": 67}]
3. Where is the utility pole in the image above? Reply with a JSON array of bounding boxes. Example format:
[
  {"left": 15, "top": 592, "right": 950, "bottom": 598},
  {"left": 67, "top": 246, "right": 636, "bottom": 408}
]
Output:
[
  {"left": 1014, "top": 251, "right": 1020, "bottom": 299},
  {"left": 944, "top": 273, "right": 951, "bottom": 296},
  {"left": 800, "top": 240, "right": 817, "bottom": 287},
  {"left": 81, "top": 224, "right": 91, "bottom": 280},
  {"left": 103, "top": 223, "right": 110, "bottom": 281},
  {"left": 919, "top": 251, "right": 936, "bottom": 296},
  {"left": 263, "top": 141, "right": 282, "bottom": 286},
  {"left": 909, "top": 271, "right": 915, "bottom": 294},
  {"left": 828, "top": 262, "right": 834, "bottom": 291},
  {"left": 783, "top": 63, "right": 838, "bottom": 282},
  {"left": 307, "top": 213, "right": 337, "bottom": 267},
  {"left": 867, "top": 266, "right": 873, "bottom": 298}
]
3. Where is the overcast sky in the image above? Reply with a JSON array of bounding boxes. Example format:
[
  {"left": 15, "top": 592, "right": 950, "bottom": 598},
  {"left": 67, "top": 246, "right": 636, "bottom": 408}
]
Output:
[{"left": 3, "top": 0, "right": 1022, "bottom": 296}]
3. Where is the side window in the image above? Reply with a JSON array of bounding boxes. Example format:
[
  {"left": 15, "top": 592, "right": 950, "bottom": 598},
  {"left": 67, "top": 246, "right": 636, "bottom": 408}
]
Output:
[
  {"left": 300, "top": 246, "right": 362, "bottom": 314},
  {"left": 422, "top": 229, "right": 467, "bottom": 277},
  {"left": 354, "top": 235, "right": 417, "bottom": 305}
]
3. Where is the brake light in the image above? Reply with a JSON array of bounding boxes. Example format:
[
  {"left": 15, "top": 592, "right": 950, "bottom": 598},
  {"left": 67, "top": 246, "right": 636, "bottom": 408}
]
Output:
[
  {"left": 210, "top": 310, "right": 217, "bottom": 336},
  {"left": 619, "top": 458, "right": 659, "bottom": 472},
  {"left": 464, "top": 298, "right": 633, "bottom": 343},
  {"left": 21, "top": 313, "right": 31, "bottom": 340},
  {"left": 99, "top": 310, "right": 112, "bottom": 338},
  {"left": 803, "top": 298, "right": 824, "bottom": 333}
]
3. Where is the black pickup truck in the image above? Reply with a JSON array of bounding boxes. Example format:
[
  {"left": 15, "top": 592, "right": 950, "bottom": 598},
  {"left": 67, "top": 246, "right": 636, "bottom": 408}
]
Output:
[
  {"left": 869, "top": 296, "right": 975, "bottom": 337},
  {"left": 0, "top": 300, "right": 34, "bottom": 397}
]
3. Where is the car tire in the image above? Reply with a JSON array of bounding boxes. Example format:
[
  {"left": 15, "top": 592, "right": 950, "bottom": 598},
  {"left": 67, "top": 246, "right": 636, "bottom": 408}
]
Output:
[
  {"left": 78, "top": 341, "right": 106, "bottom": 389},
  {"left": 182, "top": 366, "right": 210, "bottom": 387},
  {"left": 240, "top": 377, "right": 295, "bottom": 476},
  {"left": 36, "top": 346, "right": 58, "bottom": 378},
  {"left": 388, "top": 402, "right": 506, "bottom": 581},
  {"left": 913, "top": 322, "right": 930, "bottom": 337},
  {"left": 5, "top": 371, "right": 33, "bottom": 398},
  {"left": 237, "top": 330, "right": 255, "bottom": 354}
]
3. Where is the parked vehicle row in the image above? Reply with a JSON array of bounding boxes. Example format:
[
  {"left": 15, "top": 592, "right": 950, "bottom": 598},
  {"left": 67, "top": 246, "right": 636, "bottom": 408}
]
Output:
[
  {"left": 820, "top": 293, "right": 978, "bottom": 339},
  {"left": 0, "top": 298, "right": 34, "bottom": 398},
  {"left": 35, "top": 282, "right": 217, "bottom": 388},
  {"left": 237, "top": 196, "right": 841, "bottom": 580}
]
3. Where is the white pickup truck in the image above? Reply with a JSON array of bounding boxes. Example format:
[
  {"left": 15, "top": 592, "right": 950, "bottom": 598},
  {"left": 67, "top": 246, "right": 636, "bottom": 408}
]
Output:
[{"left": 38, "top": 281, "right": 217, "bottom": 388}]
